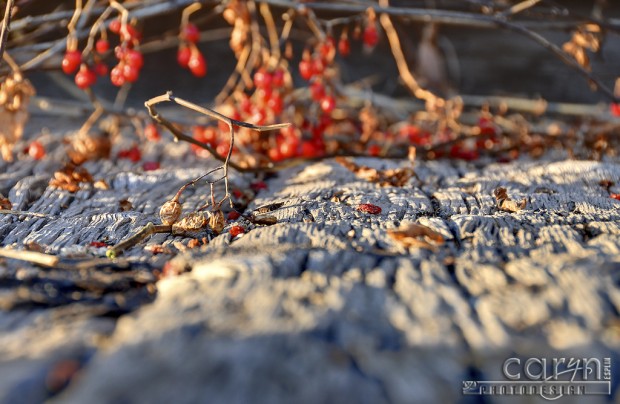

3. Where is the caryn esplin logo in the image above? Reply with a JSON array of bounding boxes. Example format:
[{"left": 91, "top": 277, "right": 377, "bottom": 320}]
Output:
[{"left": 462, "top": 357, "right": 612, "bottom": 400}]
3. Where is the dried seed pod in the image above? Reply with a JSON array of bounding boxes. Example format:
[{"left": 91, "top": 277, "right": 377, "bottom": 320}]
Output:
[
  {"left": 160, "top": 199, "right": 182, "bottom": 225},
  {"left": 208, "top": 209, "right": 225, "bottom": 234},
  {"left": 172, "top": 212, "right": 209, "bottom": 237}
]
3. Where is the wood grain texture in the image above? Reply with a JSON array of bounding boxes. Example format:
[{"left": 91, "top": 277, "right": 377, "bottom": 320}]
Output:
[{"left": 1, "top": 117, "right": 619, "bottom": 402}]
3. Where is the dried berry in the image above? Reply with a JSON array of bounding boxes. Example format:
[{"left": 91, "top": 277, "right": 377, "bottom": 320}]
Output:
[
  {"left": 208, "top": 209, "right": 225, "bottom": 234},
  {"left": 27, "top": 140, "right": 45, "bottom": 160},
  {"left": 160, "top": 199, "right": 182, "bottom": 225},
  {"left": 229, "top": 225, "right": 245, "bottom": 237},
  {"left": 357, "top": 203, "right": 381, "bottom": 214}
]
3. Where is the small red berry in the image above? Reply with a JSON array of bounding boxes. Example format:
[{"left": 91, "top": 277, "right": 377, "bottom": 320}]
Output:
[
  {"left": 272, "top": 68, "right": 285, "bottom": 87},
  {"left": 144, "top": 123, "right": 161, "bottom": 142},
  {"left": 188, "top": 49, "right": 207, "bottom": 77},
  {"left": 227, "top": 211, "right": 241, "bottom": 221},
  {"left": 357, "top": 203, "right": 381, "bottom": 215},
  {"left": 216, "top": 142, "right": 230, "bottom": 157},
  {"left": 122, "top": 64, "right": 140, "bottom": 82},
  {"left": 338, "top": 35, "right": 350, "bottom": 56},
  {"left": 363, "top": 24, "right": 379, "bottom": 48},
  {"left": 310, "top": 81, "right": 326, "bottom": 101},
  {"left": 268, "top": 147, "right": 283, "bottom": 162},
  {"left": 253, "top": 68, "right": 272, "bottom": 89},
  {"left": 125, "top": 49, "right": 144, "bottom": 69},
  {"left": 27, "top": 140, "right": 45, "bottom": 160},
  {"left": 110, "top": 65, "right": 126, "bottom": 86},
  {"left": 229, "top": 225, "right": 246, "bottom": 238},
  {"left": 74, "top": 65, "right": 97, "bottom": 89},
  {"left": 368, "top": 144, "right": 381, "bottom": 156},
  {"left": 250, "top": 181, "right": 268, "bottom": 191},
  {"left": 299, "top": 59, "right": 313, "bottom": 80},
  {"left": 267, "top": 92, "right": 283, "bottom": 114},
  {"left": 611, "top": 193, "right": 620, "bottom": 201},
  {"left": 89, "top": 241, "right": 108, "bottom": 248},
  {"left": 320, "top": 95, "right": 336, "bottom": 113},
  {"left": 93, "top": 62, "right": 108, "bottom": 76},
  {"left": 611, "top": 103, "right": 620, "bottom": 117},
  {"left": 109, "top": 19, "right": 121, "bottom": 34},
  {"left": 62, "top": 50, "right": 82, "bottom": 74},
  {"left": 182, "top": 23, "right": 200, "bottom": 43},
  {"left": 118, "top": 146, "right": 141, "bottom": 162},
  {"left": 177, "top": 46, "right": 191, "bottom": 68},
  {"left": 300, "top": 141, "right": 318, "bottom": 158},
  {"left": 143, "top": 161, "right": 160, "bottom": 171},
  {"left": 95, "top": 39, "right": 110, "bottom": 54}
]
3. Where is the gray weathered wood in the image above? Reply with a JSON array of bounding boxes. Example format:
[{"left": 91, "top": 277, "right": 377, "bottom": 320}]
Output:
[{"left": 1, "top": 116, "right": 619, "bottom": 403}]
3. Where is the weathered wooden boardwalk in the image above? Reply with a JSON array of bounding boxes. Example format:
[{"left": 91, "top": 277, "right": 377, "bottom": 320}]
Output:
[{"left": 1, "top": 115, "right": 619, "bottom": 403}]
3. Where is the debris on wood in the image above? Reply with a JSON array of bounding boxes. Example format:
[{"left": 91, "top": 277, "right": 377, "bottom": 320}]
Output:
[
  {"left": 144, "top": 244, "right": 173, "bottom": 255},
  {"left": 49, "top": 164, "right": 94, "bottom": 193},
  {"left": 0, "top": 194, "right": 11, "bottom": 210},
  {"left": 119, "top": 199, "right": 133, "bottom": 212},
  {"left": 107, "top": 223, "right": 171, "bottom": 259},
  {"left": 0, "top": 247, "right": 60, "bottom": 268},
  {"left": 493, "top": 187, "right": 527, "bottom": 213},
  {"left": 335, "top": 157, "right": 414, "bottom": 187},
  {"left": 387, "top": 222, "right": 445, "bottom": 251},
  {"left": 254, "top": 202, "right": 284, "bottom": 214},
  {"left": 171, "top": 212, "right": 210, "bottom": 238},
  {"left": 67, "top": 132, "right": 112, "bottom": 165},
  {"left": 357, "top": 203, "right": 382, "bottom": 215},
  {"left": 247, "top": 214, "right": 277, "bottom": 226}
]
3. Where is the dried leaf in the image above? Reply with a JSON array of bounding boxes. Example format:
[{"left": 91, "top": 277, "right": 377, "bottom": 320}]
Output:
[
  {"left": 49, "top": 164, "right": 94, "bottom": 193},
  {"left": 494, "top": 187, "right": 527, "bottom": 212},
  {"left": 0, "top": 194, "right": 11, "bottom": 210},
  {"left": 388, "top": 223, "right": 444, "bottom": 251},
  {"left": 119, "top": 199, "right": 133, "bottom": 212},
  {"left": 336, "top": 157, "right": 414, "bottom": 187}
]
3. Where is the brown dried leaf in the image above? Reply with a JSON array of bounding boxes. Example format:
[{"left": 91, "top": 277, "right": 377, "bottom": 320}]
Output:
[
  {"left": 49, "top": 164, "right": 94, "bottom": 193},
  {"left": 494, "top": 187, "right": 527, "bottom": 212},
  {"left": 0, "top": 194, "right": 11, "bottom": 210},
  {"left": 336, "top": 157, "right": 414, "bottom": 187},
  {"left": 388, "top": 222, "right": 444, "bottom": 251},
  {"left": 119, "top": 199, "right": 133, "bottom": 212}
]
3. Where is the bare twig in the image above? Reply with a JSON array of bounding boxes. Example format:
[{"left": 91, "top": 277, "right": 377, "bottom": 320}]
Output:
[
  {"left": 0, "top": 0, "right": 14, "bottom": 66},
  {"left": 0, "top": 247, "right": 59, "bottom": 267},
  {"left": 107, "top": 222, "right": 171, "bottom": 258},
  {"left": 0, "top": 209, "right": 55, "bottom": 218},
  {"left": 145, "top": 91, "right": 289, "bottom": 201}
]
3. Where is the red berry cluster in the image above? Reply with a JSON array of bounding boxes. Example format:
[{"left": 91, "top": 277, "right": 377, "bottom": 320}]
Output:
[
  {"left": 177, "top": 23, "right": 207, "bottom": 77},
  {"left": 61, "top": 18, "right": 143, "bottom": 89},
  {"left": 109, "top": 19, "right": 144, "bottom": 86}
]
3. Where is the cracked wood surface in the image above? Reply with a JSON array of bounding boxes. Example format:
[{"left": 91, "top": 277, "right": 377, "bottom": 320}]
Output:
[{"left": 0, "top": 116, "right": 619, "bottom": 403}]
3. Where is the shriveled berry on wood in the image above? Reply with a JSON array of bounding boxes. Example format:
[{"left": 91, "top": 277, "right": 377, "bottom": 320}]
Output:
[
  {"left": 160, "top": 199, "right": 182, "bottom": 225},
  {"left": 357, "top": 203, "right": 381, "bottom": 214}
]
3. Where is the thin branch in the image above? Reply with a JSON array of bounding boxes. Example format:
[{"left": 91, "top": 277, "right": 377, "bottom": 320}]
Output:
[
  {"left": 378, "top": 0, "right": 443, "bottom": 107},
  {"left": 106, "top": 222, "right": 171, "bottom": 258},
  {"left": 0, "top": 247, "right": 59, "bottom": 268},
  {"left": 0, "top": 0, "right": 14, "bottom": 66}
]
